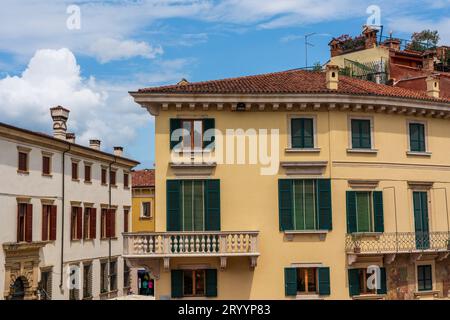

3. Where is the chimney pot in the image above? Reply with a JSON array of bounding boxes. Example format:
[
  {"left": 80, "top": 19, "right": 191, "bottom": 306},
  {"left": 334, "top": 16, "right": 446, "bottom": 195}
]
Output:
[
  {"left": 50, "top": 106, "right": 70, "bottom": 140},
  {"left": 113, "top": 146, "right": 123, "bottom": 157},
  {"left": 66, "top": 132, "right": 76, "bottom": 143},
  {"left": 89, "top": 139, "right": 101, "bottom": 150},
  {"left": 426, "top": 75, "right": 440, "bottom": 98},
  {"left": 326, "top": 65, "right": 340, "bottom": 90}
]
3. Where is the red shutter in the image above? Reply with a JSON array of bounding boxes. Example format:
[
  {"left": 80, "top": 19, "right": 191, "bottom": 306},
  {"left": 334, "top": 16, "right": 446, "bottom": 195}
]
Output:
[
  {"left": 105, "top": 210, "right": 111, "bottom": 238},
  {"left": 25, "top": 204, "right": 33, "bottom": 242},
  {"left": 17, "top": 204, "right": 21, "bottom": 242},
  {"left": 124, "top": 210, "right": 129, "bottom": 233},
  {"left": 90, "top": 208, "right": 97, "bottom": 239},
  {"left": 50, "top": 205, "right": 57, "bottom": 241},
  {"left": 77, "top": 207, "right": 83, "bottom": 240},
  {"left": 42, "top": 205, "right": 48, "bottom": 241}
]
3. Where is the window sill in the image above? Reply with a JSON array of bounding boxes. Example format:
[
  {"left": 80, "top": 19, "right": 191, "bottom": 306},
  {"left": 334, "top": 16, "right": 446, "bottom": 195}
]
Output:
[
  {"left": 414, "top": 290, "right": 440, "bottom": 299},
  {"left": 101, "top": 183, "right": 108, "bottom": 187},
  {"left": 111, "top": 185, "right": 118, "bottom": 189},
  {"left": 347, "top": 148, "right": 378, "bottom": 154},
  {"left": 352, "top": 294, "right": 385, "bottom": 300},
  {"left": 295, "top": 294, "right": 323, "bottom": 300},
  {"left": 17, "top": 170, "right": 30, "bottom": 175},
  {"left": 139, "top": 217, "right": 153, "bottom": 221},
  {"left": 101, "top": 237, "right": 118, "bottom": 241},
  {"left": 84, "top": 180, "right": 92, "bottom": 185},
  {"left": 72, "top": 179, "right": 80, "bottom": 183},
  {"left": 406, "top": 151, "right": 432, "bottom": 157},
  {"left": 349, "top": 232, "right": 383, "bottom": 238},
  {"left": 42, "top": 173, "right": 53, "bottom": 178},
  {"left": 284, "top": 230, "right": 329, "bottom": 241},
  {"left": 285, "top": 148, "right": 321, "bottom": 154}
]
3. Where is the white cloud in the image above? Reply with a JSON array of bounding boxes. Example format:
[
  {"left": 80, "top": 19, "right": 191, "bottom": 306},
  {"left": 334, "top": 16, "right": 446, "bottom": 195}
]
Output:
[
  {"left": 388, "top": 16, "right": 450, "bottom": 44},
  {"left": 88, "top": 38, "right": 163, "bottom": 63},
  {"left": 0, "top": 48, "right": 149, "bottom": 153}
]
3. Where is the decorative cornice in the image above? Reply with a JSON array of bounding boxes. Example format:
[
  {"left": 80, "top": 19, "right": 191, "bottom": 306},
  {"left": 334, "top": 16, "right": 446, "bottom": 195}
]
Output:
[{"left": 280, "top": 161, "right": 328, "bottom": 176}]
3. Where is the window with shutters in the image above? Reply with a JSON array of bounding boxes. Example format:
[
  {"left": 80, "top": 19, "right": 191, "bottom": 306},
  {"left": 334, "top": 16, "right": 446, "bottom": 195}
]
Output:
[
  {"left": 83, "top": 207, "right": 97, "bottom": 240},
  {"left": 71, "top": 206, "right": 82, "bottom": 241},
  {"left": 347, "top": 191, "right": 384, "bottom": 234},
  {"left": 101, "top": 167, "right": 108, "bottom": 185},
  {"left": 417, "top": 265, "right": 433, "bottom": 292},
  {"left": 171, "top": 269, "right": 217, "bottom": 298},
  {"left": 100, "top": 261, "right": 109, "bottom": 293},
  {"left": 141, "top": 202, "right": 152, "bottom": 219},
  {"left": 409, "top": 122, "right": 427, "bottom": 153},
  {"left": 72, "top": 161, "right": 79, "bottom": 180},
  {"left": 69, "top": 265, "right": 79, "bottom": 300},
  {"left": 83, "top": 263, "right": 93, "bottom": 299},
  {"left": 40, "top": 269, "right": 52, "bottom": 300},
  {"left": 355, "top": 192, "right": 374, "bottom": 233},
  {"left": 350, "top": 118, "right": 372, "bottom": 149},
  {"left": 297, "top": 268, "right": 318, "bottom": 294},
  {"left": 124, "top": 208, "right": 130, "bottom": 233},
  {"left": 170, "top": 118, "right": 215, "bottom": 152},
  {"left": 124, "top": 172, "right": 129, "bottom": 188},
  {"left": 42, "top": 204, "right": 57, "bottom": 241},
  {"left": 101, "top": 208, "right": 116, "bottom": 238},
  {"left": 110, "top": 170, "right": 117, "bottom": 186},
  {"left": 18, "top": 151, "right": 29, "bottom": 172},
  {"left": 101, "top": 209, "right": 108, "bottom": 238},
  {"left": 84, "top": 164, "right": 92, "bottom": 183},
  {"left": 110, "top": 260, "right": 117, "bottom": 291},
  {"left": 182, "top": 270, "right": 205, "bottom": 297},
  {"left": 42, "top": 155, "right": 51, "bottom": 175},
  {"left": 348, "top": 268, "right": 387, "bottom": 297},
  {"left": 181, "top": 181, "right": 205, "bottom": 231},
  {"left": 278, "top": 179, "right": 332, "bottom": 232},
  {"left": 285, "top": 266, "right": 330, "bottom": 297},
  {"left": 17, "top": 203, "right": 32, "bottom": 242},
  {"left": 290, "top": 117, "right": 315, "bottom": 149}
]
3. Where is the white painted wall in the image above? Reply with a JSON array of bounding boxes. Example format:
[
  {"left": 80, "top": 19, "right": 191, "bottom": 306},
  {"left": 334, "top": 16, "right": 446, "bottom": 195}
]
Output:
[{"left": 0, "top": 136, "right": 133, "bottom": 300}]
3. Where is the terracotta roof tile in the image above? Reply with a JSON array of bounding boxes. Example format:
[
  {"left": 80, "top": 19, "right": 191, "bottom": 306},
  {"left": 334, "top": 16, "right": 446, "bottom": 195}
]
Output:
[
  {"left": 137, "top": 69, "right": 450, "bottom": 104},
  {"left": 132, "top": 169, "right": 155, "bottom": 188}
]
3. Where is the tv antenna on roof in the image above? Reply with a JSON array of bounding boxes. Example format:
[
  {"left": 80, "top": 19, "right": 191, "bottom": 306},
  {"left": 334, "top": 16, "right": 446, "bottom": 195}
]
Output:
[{"left": 304, "top": 32, "right": 331, "bottom": 68}]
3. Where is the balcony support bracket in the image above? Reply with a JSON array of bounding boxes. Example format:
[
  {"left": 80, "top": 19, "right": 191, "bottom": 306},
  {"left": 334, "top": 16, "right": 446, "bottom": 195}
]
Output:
[
  {"left": 220, "top": 257, "right": 227, "bottom": 270},
  {"left": 348, "top": 254, "right": 358, "bottom": 266},
  {"left": 410, "top": 253, "right": 423, "bottom": 263},
  {"left": 384, "top": 254, "right": 396, "bottom": 265},
  {"left": 250, "top": 257, "right": 258, "bottom": 270},
  {"left": 438, "top": 252, "right": 450, "bottom": 262},
  {"left": 163, "top": 258, "right": 170, "bottom": 271}
]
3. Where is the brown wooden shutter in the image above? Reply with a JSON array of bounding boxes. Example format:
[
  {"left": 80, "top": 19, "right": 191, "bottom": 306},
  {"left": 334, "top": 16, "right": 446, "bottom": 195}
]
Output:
[
  {"left": 101, "top": 169, "right": 107, "bottom": 184},
  {"left": 76, "top": 207, "right": 82, "bottom": 240},
  {"left": 124, "top": 209, "right": 129, "bottom": 233},
  {"left": 90, "top": 208, "right": 97, "bottom": 239},
  {"left": 72, "top": 162, "right": 78, "bottom": 180},
  {"left": 105, "top": 210, "right": 111, "bottom": 238},
  {"left": 50, "top": 205, "right": 57, "bottom": 241},
  {"left": 110, "top": 209, "right": 116, "bottom": 237},
  {"left": 124, "top": 173, "right": 129, "bottom": 188},
  {"left": 42, "top": 205, "right": 48, "bottom": 241},
  {"left": 43, "top": 156, "right": 50, "bottom": 175},
  {"left": 25, "top": 204, "right": 33, "bottom": 242},
  {"left": 17, "top": 204, "right": 21, "bottom": 242},
  {"left": 19, "top": 152, "right": 27, "bottom": 171},
  {"left": 85, "top": 165, "right": 91, "bottom": 182}
]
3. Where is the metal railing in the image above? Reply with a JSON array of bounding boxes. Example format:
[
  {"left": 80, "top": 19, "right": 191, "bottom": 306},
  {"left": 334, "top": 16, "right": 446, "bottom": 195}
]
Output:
[
  {"left": 346, "top": 232, "right": 450, "bottom": 254},
  {"left": 123, "top": 231, "right": 259, "bottom": 257}
]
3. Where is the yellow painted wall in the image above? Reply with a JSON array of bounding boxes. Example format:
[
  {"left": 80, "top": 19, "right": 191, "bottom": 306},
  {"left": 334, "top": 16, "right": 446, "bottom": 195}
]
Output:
[
  {"left": 329, "top": 46, "right": 390, "bottom": 68},
  {"left": 132, "top": 188, "right": 155, "bottom": 232},
  {"left": 151, "top": 108, "right": 450, "bottom": 300}
]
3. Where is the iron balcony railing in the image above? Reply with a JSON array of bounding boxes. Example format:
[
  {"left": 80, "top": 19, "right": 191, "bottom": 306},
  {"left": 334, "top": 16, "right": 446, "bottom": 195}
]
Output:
[
  {"left": 123, "top": 231, "right": 259, "bottom": 258},
  {"left": 346, "top": 232, "right": 450, "bottom": 254}
]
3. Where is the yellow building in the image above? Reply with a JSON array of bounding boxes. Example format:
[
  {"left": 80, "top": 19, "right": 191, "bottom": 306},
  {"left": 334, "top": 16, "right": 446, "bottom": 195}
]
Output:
[
  {"left": 131, "top": 169, "right": 155, "bottom": 232},
  {"left": 127, "top": 66, "right": 450, "bottom": 300}
]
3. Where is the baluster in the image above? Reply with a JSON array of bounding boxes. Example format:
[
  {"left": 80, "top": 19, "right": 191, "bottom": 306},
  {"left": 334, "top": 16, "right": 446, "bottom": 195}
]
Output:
[
  {"left": 201, "top": 235, "right": 206, "bottom": 253},
  {"left": 144, "top": 236, "right": 149, "bottom": 253},
  {"left": 184, "top": 235, "right": 190, "bottom": 253},
  {"left": 179, "top": 236, "right": 184, "bottom": 253},
  {"left": 195, "top": 235, "right": 200, "bottom": 253},
  {"left": 189, "top": 236, "right": 194, "bottom": 253},
  {"left": 137, "top": 237, "right": 143, "bottom": 254},
  {"left": 206, "top": 235, "right": 211, "bottom": 253},
  {"left": 231, "top": 234, "right": 236, "bottom": 252},
  {"left": 149, "top": 236, "right": 154, "bottom": 253},
  {"left": 211, "top": 236, "right": 217, "bottom": 253}
]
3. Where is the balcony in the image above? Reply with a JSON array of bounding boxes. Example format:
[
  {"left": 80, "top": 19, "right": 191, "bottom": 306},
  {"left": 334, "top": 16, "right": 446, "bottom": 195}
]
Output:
[
  {"left": 123, "top": 231, "right": 260, "bottom": 270},
  {"left": 345, "top": 232, "right": 450, "bottom": 264}
]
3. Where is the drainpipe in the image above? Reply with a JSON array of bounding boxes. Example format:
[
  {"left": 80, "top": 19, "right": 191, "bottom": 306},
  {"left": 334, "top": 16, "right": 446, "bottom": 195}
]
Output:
[{"left": 60, "top": 145, "right": 71, "bottom": 289}]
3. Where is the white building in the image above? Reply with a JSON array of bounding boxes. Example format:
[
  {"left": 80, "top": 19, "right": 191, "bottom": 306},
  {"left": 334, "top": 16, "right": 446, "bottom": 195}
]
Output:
[{"left": 0, "top": 106, "right": 139, "bottom": 300}]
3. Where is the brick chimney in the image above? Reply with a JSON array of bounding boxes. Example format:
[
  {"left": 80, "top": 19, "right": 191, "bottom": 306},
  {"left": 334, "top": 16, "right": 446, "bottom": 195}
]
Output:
[
  {"left": 362, "top": 25, "right": 379, "bottom": 49},
  {"left": 329, "top": 39, "right": 343, "bottom": 57},
  {"left": 426, "top": 75, "right": 440, "bottom": 98},
  {"left": 326, "top": 65, "right": 340, "bottom": 90},
  {"left": 113, "top": 146, "right": 123, "bottom": 157},
  {"left": 50, "top": 106, "right": 70, "bottom": 140},
  {"left": 66, "top": 133, "right": 76, "bottom": 143},
  {"left": 383, "top": 38, "right": 401, "bottom": 51},
  {"left": 89, "top": 139, "right": 101, "bottom": 150},
  {"left": 422, "top": 51, "right": 436, "bottom": 72}
]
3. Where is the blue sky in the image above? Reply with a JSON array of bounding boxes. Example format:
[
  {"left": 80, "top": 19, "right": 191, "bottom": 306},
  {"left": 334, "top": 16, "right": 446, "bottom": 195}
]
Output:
[{"left": 0, "top": 0, "right": 449, "bottom": 169}]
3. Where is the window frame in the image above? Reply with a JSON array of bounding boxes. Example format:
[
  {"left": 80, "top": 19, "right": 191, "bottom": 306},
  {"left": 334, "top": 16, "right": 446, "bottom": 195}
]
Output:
[
  {"left": 101, "top": 167, "right": 108, "bottom": 185},
  {"left": 180, "top": 119, "right": 204, "bottom": 152},
  {"left": 70, "top": 206, "right": 82, "bottom": 241},
  {"left": 71, "top": 160, "right": 80, "bottom": 181},
  {"left": 123, "top": 171, "right": 130, "bottom": 189},
  {"left": 296, "top": 267, "right": 319, "bottom": 295},
  {"left": 42, "top": 152, "right": 52, "bottom": 176},
  {"left": 292, "top": 180, "right": 318, "bottom": 231},
  {"left": 354, "top": 191, "right": 375, "bottom": 234},
  {"left": 348, "top": 116, "right": 375, "bottom": 151},
  {"left": 182, "top": 269, "right": 206, "bottom": 297},
  {"left": 407, "top": 120, "right": 429, "bottom": 154},
  {"left": 17, "top": 147, "right": 31, "bottom": 173},
  {"left": 287, "top": 115, "right": 318, "bottom": 150},
  {"left": 84, "top": 163, "right": 92, "bottom": 183},
  {"left": 82, "top": 263, "right": 93, "bottom": 299},
  {"left": 110, "top": 169, "right": 117, "bottom": 187},
  {"left": 141, "top": 201, "right": 152, "bottom": 219},
  {"left": 415, "top": 262, "right": 435, "bottom": 292},
  {"left": 181, "top": 180, "right": 206, "bottom": 232}
]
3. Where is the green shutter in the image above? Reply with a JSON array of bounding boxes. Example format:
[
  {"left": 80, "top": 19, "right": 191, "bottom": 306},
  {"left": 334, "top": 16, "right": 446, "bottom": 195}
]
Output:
[
  {"left": 170, "top": 119, "right": 182, "bottom": 150},
  {"left": 171, "top": 270, "right": 183, "bottom": 298},
  {"left": 373, "top": 191, "right": 384, "bottom": 233},
  {"left": 279, "top": 180, "right": 294, "bottom": 231},
  {"left": 317, "top": 179, "right": 332, "bottom": 230},
  {"left": 205, "top": 180, "right": 221, "bottom": 231},
  {"left": 205, "top": 269, "right": 218, "bottom": 297},
  {"left": 167, "top": 180, "right": 182, "bottom": 231},
  {"left": 346, "top": 191, "right": 357, "bottom": 233},
  {"left": 348, "top": 269, "right": 360, "bottom": 297},
  {"left": 291, "top": 119, "right": 303, "bottom": 148},
  {"left": 203, "top": 119, "right": 215, "bottom": 150},
  {"left": 377, "top": 267, "right": 387, "bottom": 295},
  {"left": 410, "top": 123, "right": 426, "bottom": 152},
  {"left": 360, "top": 120, "right": 371, "bottom": 149},
  {"left": 284, "top": 268, "right": 297, "bottom": 296},
  {"left": 351, "top": 120, "right": 360, "bottom": 149},
  {"left": 303, "top": 118, "right": 314, "bottom": 148},
  {"left": 318, "top": 267, "right": 331, "bottom": 296}
]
